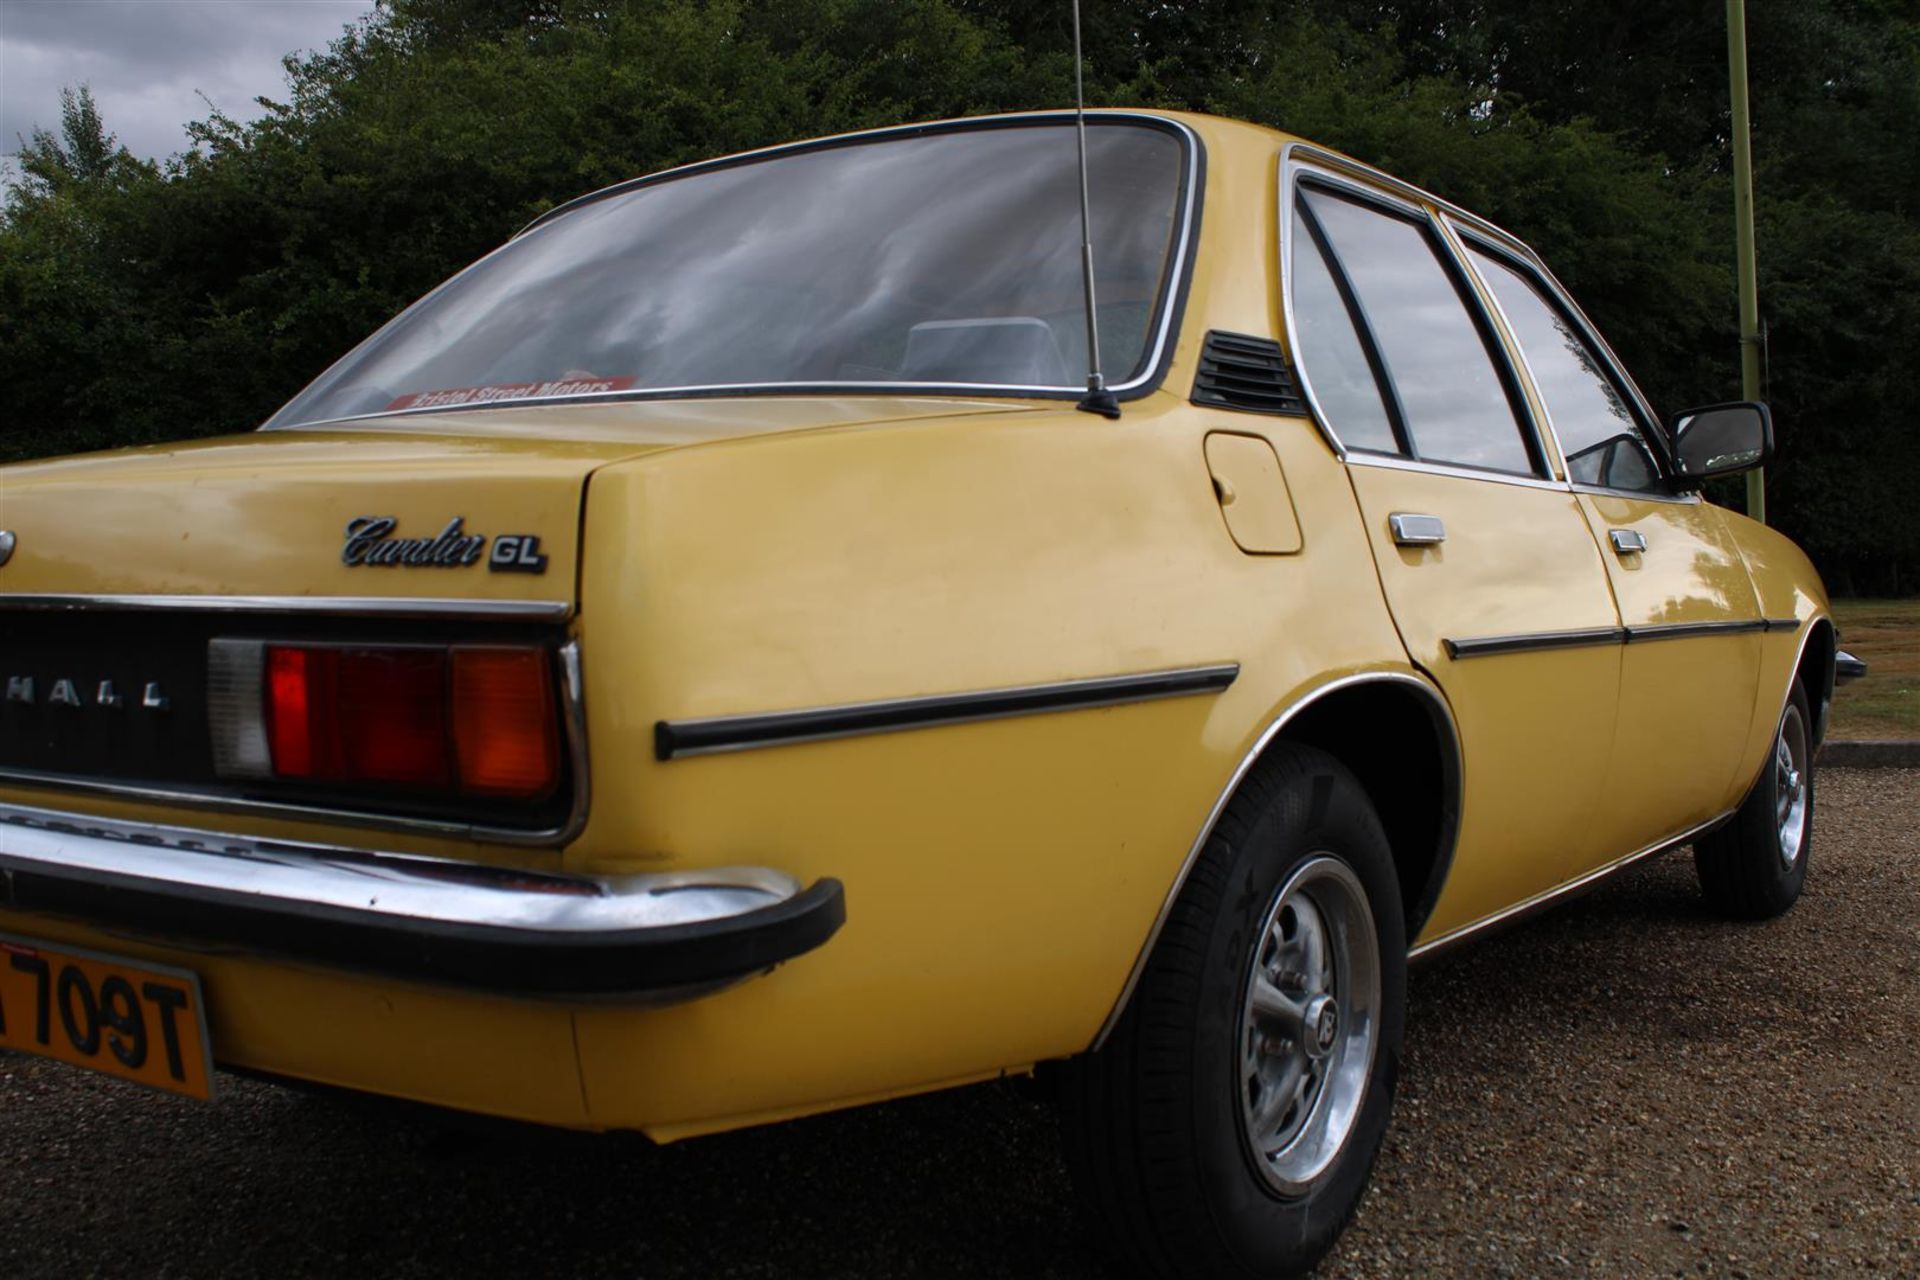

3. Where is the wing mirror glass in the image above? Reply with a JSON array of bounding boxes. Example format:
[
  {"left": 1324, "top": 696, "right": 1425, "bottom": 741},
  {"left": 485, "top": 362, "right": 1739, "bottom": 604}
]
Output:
[{"left": 1668, "top": 401, "right": 1773, "bottom": 481}]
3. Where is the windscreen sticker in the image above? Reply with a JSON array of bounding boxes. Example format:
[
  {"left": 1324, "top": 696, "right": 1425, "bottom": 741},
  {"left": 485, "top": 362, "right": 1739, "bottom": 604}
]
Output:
[{"left": 387, "top": 376, "right": 637, "bottom": 411}]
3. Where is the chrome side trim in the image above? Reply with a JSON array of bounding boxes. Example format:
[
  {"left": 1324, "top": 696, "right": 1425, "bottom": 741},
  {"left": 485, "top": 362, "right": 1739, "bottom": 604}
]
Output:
[
  {"left": 1091, "top": 670, "right": 1462, "bottom": 1050},
  {"left": 1444, "top": 627, "right": 1626, "bottom": 660},
  {"left": 1444, "top": 617, "right": 1787, "bottom": 659},
  {"left": 0, "top": 594, "right": 572, "bottom": 621},
  {"left": 0, "top": 640, "right": 592, "bottom": 849},
  {"left": 1625, "top": 619, "right": 1769, "bottom": 643},
  {"left": 656, "top": 664, "right": 1240, "bottom": 760},
  {"left": 1407, "top": 811, "right": 1732, "bottom": 961}
]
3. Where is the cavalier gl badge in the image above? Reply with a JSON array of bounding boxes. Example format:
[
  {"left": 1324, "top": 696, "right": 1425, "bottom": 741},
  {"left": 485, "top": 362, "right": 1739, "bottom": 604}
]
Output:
[{"left": 341, "top": 516, "right": 547, "bottom": 575}]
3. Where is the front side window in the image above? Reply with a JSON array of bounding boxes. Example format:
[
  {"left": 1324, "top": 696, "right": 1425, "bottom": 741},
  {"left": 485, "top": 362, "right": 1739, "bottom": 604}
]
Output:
[
  {"left": 1298, "top": 185, "right": 1536, "bottom": 476},
  {"left": 267, "top": 122, "right": 1188, "bottom": 428},
  {"left": 1467, "top": 247, "right": 1663, "bottom": 493}
]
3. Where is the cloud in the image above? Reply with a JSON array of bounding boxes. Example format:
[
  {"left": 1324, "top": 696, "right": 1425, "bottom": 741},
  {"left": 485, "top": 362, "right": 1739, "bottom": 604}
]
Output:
[{"left": 0, "top": 0, "right": 375, "bottom": 164}]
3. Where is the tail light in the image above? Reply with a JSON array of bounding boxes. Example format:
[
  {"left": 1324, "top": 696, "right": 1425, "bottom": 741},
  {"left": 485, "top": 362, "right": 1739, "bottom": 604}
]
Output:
[{"left": 212, "top": 641, "right": 561, "bottom": 800}]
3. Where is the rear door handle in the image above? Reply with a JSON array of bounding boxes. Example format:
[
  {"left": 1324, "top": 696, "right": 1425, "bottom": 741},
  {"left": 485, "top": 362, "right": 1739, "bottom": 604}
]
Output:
[
  {"left": 1389, "top": 513, "right": 1446, "bottom": 546},
  {"left": 1609, "top": 528, "right": 1649, "bottom": 555}
]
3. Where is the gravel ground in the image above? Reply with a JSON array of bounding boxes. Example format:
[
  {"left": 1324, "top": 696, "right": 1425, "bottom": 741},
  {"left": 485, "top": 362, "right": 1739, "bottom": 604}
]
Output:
[{"left": 2, "top": 768, "right": 1914, "bottom": 1278}]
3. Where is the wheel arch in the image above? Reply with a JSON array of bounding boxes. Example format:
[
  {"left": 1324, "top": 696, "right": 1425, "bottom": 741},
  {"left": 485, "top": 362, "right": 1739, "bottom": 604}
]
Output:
[
  {"left": 1797, "top": 615, "right": 1836, "bottom": 746},
  {"left": 1090, "top": 670, "right": 1461, "bottom": 1050}
]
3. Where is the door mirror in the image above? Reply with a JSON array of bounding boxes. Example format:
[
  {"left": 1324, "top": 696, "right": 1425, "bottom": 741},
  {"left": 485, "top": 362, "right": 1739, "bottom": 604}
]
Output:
[{"left": 1668, "top": 402, "right": 1773, "bottom": 480}]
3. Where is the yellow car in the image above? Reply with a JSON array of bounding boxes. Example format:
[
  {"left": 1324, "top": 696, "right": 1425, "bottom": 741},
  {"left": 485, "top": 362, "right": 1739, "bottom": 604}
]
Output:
[{"left": 0, "top": 110, "right": 1847, "bottom": 1276}]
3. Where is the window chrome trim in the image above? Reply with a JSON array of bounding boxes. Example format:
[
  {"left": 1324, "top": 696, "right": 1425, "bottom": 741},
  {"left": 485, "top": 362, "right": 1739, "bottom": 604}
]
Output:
[
  {"left": 656, "top": 664, "right": 1240, "bottom": 760},
  {"left": 0, "top": 593, "right": 572, "bottom": 621},
  {"left": 0, "top": 642, "right": 591, "bottom": 849},
  {"left": 1091, "top": 670, "right": 1462, "bottom": 1050},
  {"left": 1570, "top": 482, "right": 1700, "bottom": 506},
  {"left": 260, "top": 112, "right": 1204, "bottom": 432},
  {"left": 1343, "top": 450, "right": 1572, "bottom": 493},
  {"left": 1279, "top": 155, "right": 1558, "bottom": 484}
]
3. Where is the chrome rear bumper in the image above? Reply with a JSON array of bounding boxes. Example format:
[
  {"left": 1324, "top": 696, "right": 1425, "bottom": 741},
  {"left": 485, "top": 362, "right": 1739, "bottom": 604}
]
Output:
[{"left": 0, "top": 802, "right": 844, "bottom": 1001}]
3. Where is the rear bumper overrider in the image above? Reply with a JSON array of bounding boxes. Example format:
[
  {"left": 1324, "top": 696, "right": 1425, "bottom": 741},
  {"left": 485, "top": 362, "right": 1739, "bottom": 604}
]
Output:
[{"left": 0, "top": 802, "right": 844, "bottom": 1001}]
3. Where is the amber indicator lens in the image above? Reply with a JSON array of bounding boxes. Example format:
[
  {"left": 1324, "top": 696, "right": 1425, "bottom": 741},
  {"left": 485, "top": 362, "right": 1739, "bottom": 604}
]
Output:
[
  {"left": 451, "top": 647, "right": 560, "bottom": 797},
  {"left": 261, "top": 644, "right": 555, "bottom": 797}
]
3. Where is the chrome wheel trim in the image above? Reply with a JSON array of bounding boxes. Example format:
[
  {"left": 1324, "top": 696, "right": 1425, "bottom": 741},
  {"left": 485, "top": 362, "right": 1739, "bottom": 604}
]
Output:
[
  {"left": 1238, "top": 855, "right": 1380, "bottom": 1198},
  {"left": 1775, "top": 701, "right": 1811, "bottom": 870}
]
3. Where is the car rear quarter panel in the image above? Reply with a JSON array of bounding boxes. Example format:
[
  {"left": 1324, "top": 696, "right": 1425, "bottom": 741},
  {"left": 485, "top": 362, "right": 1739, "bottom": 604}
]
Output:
[{"left": 564, "top": 395, "right": 1411, "bottom": 1136}]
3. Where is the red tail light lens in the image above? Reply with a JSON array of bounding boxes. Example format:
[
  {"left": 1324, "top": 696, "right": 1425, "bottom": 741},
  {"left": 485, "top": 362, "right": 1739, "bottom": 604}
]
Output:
[
  {"left": 265, "top": 646, "right": 324, "bottom": 778},
  {"left": 257, "top": 643, "right": 556, "bottom": 798},
  {"left": 339, "top": 649, "right": 451, "bottom": 787}
]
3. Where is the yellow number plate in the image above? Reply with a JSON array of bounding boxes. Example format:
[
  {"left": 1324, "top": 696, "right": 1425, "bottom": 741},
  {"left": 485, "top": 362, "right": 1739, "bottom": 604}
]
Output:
[{"left": 0, "top": 934, "right": 214, "bottom": 1100}]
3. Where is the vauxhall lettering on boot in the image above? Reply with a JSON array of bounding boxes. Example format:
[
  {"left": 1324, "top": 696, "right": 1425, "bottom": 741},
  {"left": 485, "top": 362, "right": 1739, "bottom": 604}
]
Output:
[
  {"left": 2, "top": 676, "right": 165, "bottom": 710},
  {"left": 340, "top": 516, "right": 547, "bottom": 574}
]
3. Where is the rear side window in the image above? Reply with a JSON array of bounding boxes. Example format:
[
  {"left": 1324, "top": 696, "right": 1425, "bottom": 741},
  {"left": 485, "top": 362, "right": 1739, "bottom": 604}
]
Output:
[
  {"left": 1466, "top": 246, "right": 1664, "bottom": 493},
  {"left": 1289, "top": 207, "right": 1399, "bottom": 454},
  {"left": 1297, "top": 186, "right": 1536, "bottom": 476}
]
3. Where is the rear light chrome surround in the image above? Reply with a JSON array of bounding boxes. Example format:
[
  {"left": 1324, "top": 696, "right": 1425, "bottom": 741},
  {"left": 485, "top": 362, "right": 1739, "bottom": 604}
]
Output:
[{"left": 215, "top": 638, "right": 590, "bottom": 846}]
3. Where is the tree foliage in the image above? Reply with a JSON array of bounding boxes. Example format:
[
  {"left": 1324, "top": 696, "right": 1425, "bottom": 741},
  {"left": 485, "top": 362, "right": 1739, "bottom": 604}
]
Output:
[{"left": 3, "top": 0, "right": 1917, "bottom": 590}]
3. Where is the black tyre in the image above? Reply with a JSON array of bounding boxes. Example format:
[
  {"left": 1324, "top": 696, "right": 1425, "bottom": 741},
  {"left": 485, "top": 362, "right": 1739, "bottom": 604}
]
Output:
[
  {"left": 1694, "top": 679, "right": 1815, "bottom": 919},
  {"left": 1061, "top": 744, "right": 1407, "bottom": 1280}
]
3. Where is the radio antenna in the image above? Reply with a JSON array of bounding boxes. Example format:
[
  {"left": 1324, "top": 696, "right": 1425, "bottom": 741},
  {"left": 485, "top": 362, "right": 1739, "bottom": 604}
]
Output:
[{"left": 1071, "top": 0, "right": 1120, "bottom": 419}]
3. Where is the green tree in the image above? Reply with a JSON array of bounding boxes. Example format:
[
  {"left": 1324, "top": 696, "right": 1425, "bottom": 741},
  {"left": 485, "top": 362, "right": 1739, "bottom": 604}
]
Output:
[{"left": 3, "top": 1, "right": 1916, "bottom": 588}]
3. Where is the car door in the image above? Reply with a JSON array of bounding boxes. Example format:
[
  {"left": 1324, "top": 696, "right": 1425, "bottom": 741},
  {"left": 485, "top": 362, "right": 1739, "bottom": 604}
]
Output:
[
  {"left": 1284, "top": 169, "right": 1625, "bottom": 936},
  {"left": 1457, "top": 236, "right": 1765, "bottom": 858}
]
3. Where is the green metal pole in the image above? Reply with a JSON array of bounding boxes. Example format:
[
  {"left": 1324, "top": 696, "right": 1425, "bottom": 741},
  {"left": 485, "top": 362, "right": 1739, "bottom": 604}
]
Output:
[{"left": 1727, "top": 0, "right": 1766, "bottom": 523}]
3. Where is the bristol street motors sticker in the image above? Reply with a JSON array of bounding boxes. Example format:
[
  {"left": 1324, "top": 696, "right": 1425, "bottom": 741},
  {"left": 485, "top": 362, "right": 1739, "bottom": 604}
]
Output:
[{"left": 386, "top": 376, "right": 637, "bottom": 411}]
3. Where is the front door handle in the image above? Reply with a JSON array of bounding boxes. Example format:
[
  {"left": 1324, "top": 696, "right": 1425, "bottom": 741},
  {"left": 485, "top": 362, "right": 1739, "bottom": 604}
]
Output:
[
  {"left": 1609, "top": 528, "right": 1649, "bottom": 555},
  {"left": 1389, "top": 513, "right": 1446, "bottom": 546}
]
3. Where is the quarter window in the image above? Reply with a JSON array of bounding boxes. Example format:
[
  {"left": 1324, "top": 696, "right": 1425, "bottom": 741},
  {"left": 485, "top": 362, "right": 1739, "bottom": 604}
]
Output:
[
  {"left": 1298, "top": 186, "right": 1536, "bottom": 476},
  {"left": 1288, "top": 208, "right": 1398, "bottom": 454},
  {"left": 1466, "top": 247, "right": 1663, "bottom": 493}
]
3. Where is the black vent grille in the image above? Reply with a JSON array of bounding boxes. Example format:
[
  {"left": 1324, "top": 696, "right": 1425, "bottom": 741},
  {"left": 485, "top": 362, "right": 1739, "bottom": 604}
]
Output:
[{"left": 1191, "top": 331, "right": 1307, "bottom": 416}]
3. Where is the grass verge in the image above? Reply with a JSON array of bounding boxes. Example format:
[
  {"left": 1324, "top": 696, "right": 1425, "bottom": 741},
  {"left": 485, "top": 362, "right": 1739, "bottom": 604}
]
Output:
[{"left": 1828, "top": 598, "right": 1920, "bottom": 740}]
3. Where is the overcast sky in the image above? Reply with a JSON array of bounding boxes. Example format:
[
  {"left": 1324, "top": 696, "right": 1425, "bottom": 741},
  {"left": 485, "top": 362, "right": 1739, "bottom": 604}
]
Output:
[{"left": 1, "top": 0, "right": 376, "bottom": 171}]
